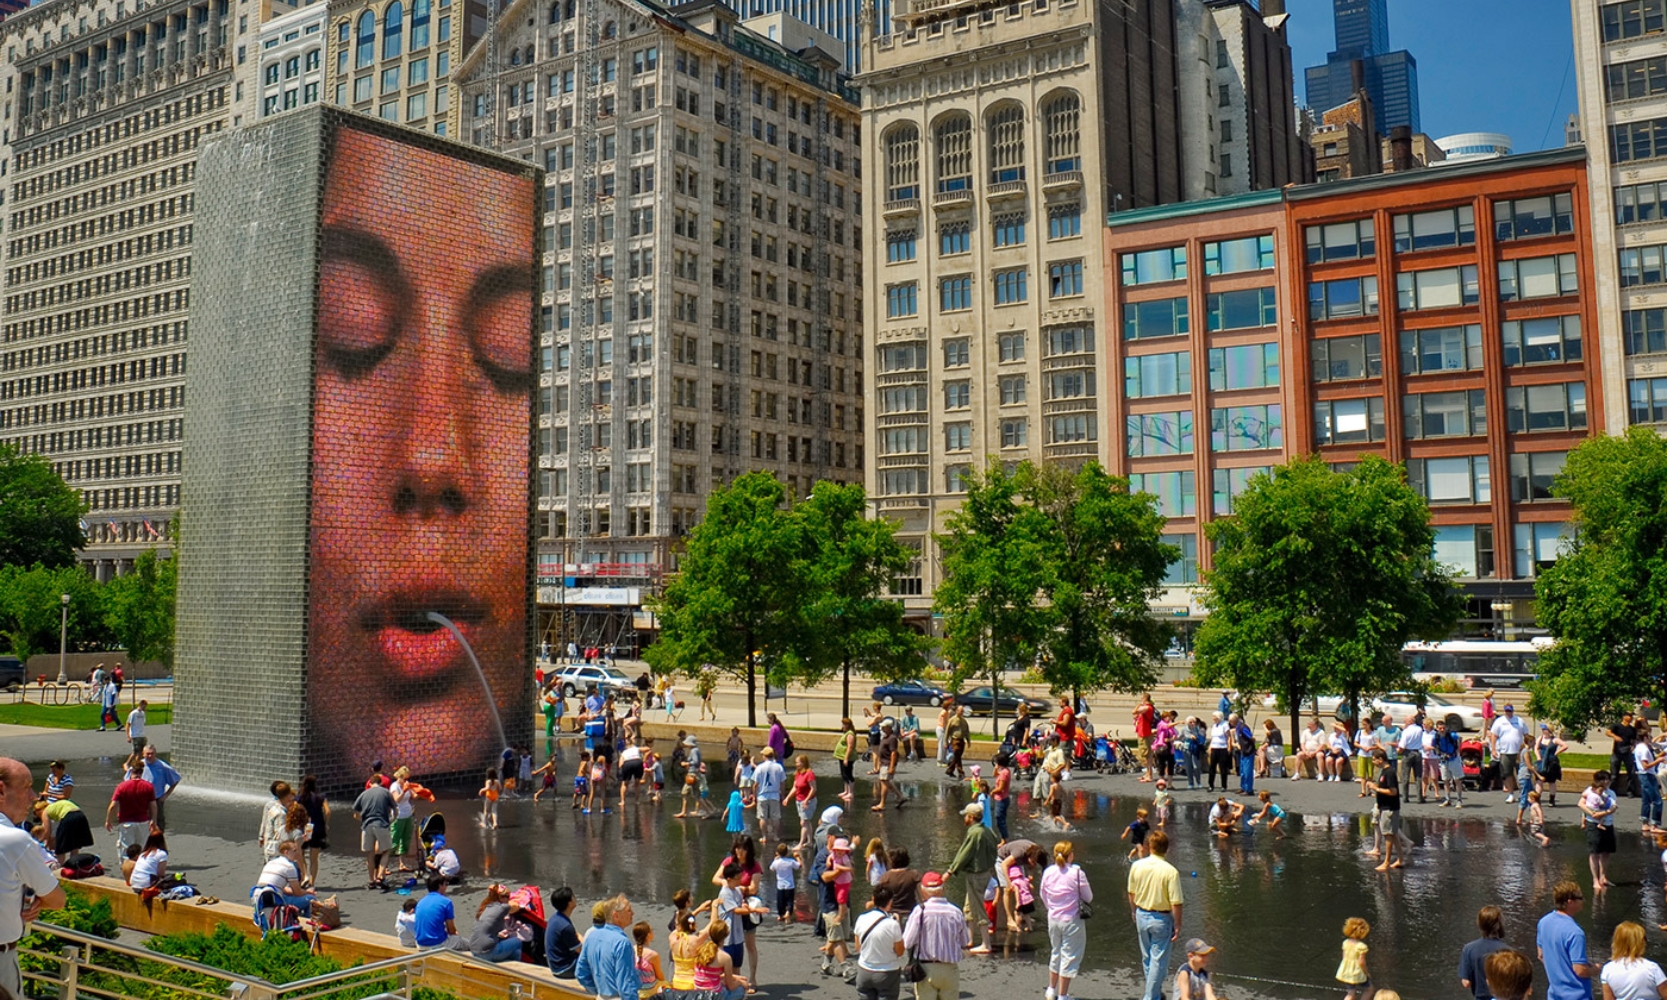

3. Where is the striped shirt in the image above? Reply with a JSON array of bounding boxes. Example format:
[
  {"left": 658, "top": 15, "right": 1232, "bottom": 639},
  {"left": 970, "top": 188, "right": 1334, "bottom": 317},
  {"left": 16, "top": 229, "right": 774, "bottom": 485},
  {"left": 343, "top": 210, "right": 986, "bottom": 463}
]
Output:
[{"left": 903, "top": 896, "right": 969, "bottom": 964}]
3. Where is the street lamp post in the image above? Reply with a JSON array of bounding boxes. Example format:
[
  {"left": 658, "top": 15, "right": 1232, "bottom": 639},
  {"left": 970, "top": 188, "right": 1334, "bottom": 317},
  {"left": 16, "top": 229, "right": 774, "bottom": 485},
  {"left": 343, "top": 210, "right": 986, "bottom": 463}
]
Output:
[{"left": 55, "top": 593, "right": 70, "bottom": 684}]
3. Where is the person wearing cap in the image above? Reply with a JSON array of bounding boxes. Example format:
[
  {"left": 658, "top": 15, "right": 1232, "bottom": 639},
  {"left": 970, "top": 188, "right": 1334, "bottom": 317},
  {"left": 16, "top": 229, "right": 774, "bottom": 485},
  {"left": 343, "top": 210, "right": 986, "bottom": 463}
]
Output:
[
  {"left": 900, "top": 707, "right": 925, "bottom": 762},
  {"left": 874, "top": 719, "right": 903, "bottom": 812},
  {"left": 902, "top": 871, "right": 970, "bottom": 1000},
  {"left": 1173, "top": 938, "right": 1218, "bottom": 1000},
  {"left": 1491, "top": 704, "right": 1528, "bottom": 802},
  {"left": 682, "top": 735, "right": 718, "bottom": 819},
  {"left": 944, "top": 801, "right": 997, "bottom": 955},
  {"left": 426, "top": 834, "right": 463, "bottom": 883},
  {"left": 1127, "top": 830, "right": 1183, "bottom": 1000},
  {"left": 43, "top": 761, "right": 73, "bottom": 803},
  {"left": 754, "top": 747, "right": 786, "bottom": 843}
]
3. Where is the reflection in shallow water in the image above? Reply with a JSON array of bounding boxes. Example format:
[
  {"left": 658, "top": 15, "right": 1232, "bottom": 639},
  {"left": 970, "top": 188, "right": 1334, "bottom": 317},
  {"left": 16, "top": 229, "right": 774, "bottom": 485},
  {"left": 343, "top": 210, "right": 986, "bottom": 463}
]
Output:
[{"left": 48, "top": 753, "right": 1662, "bottom": 999}]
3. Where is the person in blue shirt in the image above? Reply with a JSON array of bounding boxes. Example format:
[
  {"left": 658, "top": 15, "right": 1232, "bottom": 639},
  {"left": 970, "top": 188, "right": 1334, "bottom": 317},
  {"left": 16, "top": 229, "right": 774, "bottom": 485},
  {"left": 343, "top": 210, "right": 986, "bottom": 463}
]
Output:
[
  {"left": 576, "top": 894, "right": 640, "bottom": 1000},
  {"left": 1218, "top": 692, "right": 1232, "bottom": 718},
  {"left": 138, "top": 746, "right": 182, "bottom": 832},
  {"left": 545, "top": 887, "right": 582, "bottom": 980},
  {"left": 412, "top": 877, "right": 468, "bottom": 950},
  {"left": 1536, "top": 881, "right": 1593, "bottom": 1000}
]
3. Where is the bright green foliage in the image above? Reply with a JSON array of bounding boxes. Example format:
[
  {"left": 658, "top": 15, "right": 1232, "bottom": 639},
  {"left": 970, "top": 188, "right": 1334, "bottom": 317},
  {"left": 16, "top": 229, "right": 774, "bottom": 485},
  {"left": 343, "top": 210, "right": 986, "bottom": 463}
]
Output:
[
  {"left": 647, "top": 472, "right": 810, "bottom": 726},
  {"left": 1028, "top": 463, "right": 1176, "bottom": 701},
  {"left": 1531, "top": 428, "right": 1667, "bottom": 731},
  {"left": 1194, "top": 455, "right": 1463, "bottom": 738},
  {"left": 103, "top": 549, "right": 177, "bottom": 668},
  {"left": 796, "top": 481, "right": 928, "bottom": 717},
  {"left": 0, "top": 443, "right": 86, "bottom": 569},
  {"left": 0, "top": 562, "right": 107, "bottom": 660}
]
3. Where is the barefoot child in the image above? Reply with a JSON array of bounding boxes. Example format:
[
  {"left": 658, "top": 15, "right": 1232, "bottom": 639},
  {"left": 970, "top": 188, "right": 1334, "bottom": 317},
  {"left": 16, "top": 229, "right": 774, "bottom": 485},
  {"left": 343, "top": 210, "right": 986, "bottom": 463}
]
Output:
[
  {"left": 770, "top": 842, "right": 800, "bottom": 923},
  {"left": 1123, "top": 807, "right": 1151, "bottom": 859},
  {"left": 1154, "top": 779, "right": 1172, "bottom": 827},
  {"left": 531, "top": 757, "right": 559, "bottom": 802},
  {"left": 1525, "top": 790, "right": 1551, "bottom": 847},
  {"left": 1248, "top": 790, "right": 1289, "bottom": 838},
  {"left": 584, "top": 754, "right": 609, "bottom": 815},
  {"left": 478, "top": 768, "right": 501, "bottom": 828},
  {"left": 572, "top": 751, "right": 591, "bottom": 809},
  {"left": 828, "top": 837, "right": 854, "bottom": 936},
  {"left": 1335, "top": 917, "right": 1371, "bottom": 1000}
]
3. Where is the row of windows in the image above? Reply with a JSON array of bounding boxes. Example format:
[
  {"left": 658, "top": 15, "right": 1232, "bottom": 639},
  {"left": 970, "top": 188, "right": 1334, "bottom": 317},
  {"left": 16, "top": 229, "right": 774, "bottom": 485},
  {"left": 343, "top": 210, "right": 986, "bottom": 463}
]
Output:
[
  {"left": 882, "top": 205, "right": 1083, "bottom": 264},
  {"left": 1125, "top": 405, "right": 1284, "bottom": 456},
  {"left": 1121, "top": 236, "right": 1274, "bottom": 285},
  {"left": 1310, "top": 384, "right": 1587, "bottom": 443},
  {"left": 1297, "top": 197, "right": 1573, "bottom": 269},
  {"left": 881, "top": 92, "right": 1081, "bottom": 200},
  {"left": 876, "top": 326, "right": 1093, "bottom": 376},
  {"left": 884, "top": 261, "right": 1084, "bottom": 317}
]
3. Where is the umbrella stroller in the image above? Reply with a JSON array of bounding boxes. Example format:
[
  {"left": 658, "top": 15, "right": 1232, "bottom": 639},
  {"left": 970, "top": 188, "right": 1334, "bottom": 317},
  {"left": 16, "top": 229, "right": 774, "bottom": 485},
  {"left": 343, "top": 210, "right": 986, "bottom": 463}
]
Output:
[
  {"left": 506, "top": 884, "right": 548, "bottom": 964},
  {"left": 1459, "top": 740, "right": 1491, "bottom": 791},
  {"left": 418, "top": 811, "right": 447, "bottom": 857}
]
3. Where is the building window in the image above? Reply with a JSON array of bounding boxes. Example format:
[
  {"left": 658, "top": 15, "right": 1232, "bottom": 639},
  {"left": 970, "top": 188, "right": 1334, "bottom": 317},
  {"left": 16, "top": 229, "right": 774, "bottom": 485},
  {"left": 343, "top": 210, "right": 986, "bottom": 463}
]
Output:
[
  {"left": 1434, "top": 525, "right": 1496, "bottom": 579},
  {"left": 944, "top": 381, "right": 971, "bottom": 409},
  {"left": 1502, "top": 315, "right": 1582, "bottom": 366},
  {"left": 1206, "top": 287, "right": 1278, "bottom": 331},
  {"left": 1603, "top": 0, "right": 1667, "bottom": 41},
  {"left": 1509, "top": 451, "right": 1567, "bottom": 501},
  {"left": 935, "top": 114, "right": 972, "bottom": 193},
  {"left": 998, "top": 332, "right": 1026, "bottom": 362},
  {"left": 1494, "top": 193, "right": 1574, "bottom": 240},
  {"left": 1500, "top": 254, "right": 1579, "bottom": 297},
  {"left": 1043, "top": 90, "right": 1081, "bottom": 173},
  {"left": 999, "top": 375, "right": 1027, "bottom": 405},
  {"left": 382, "top": 0, "right": 403, "bottom": 58},
  {"left": 1396, "top": 265, "right": 1479, "bottom": 311},
  {"left": 356, "top": 10, "right": 375, "bottom": 66},
  {"left": 1305, "top": 218, "right": 1375, "bottom": 263},
  {"left": 1126, "top": 411, "right": 1194, "bottom": 457},
  {"left": 411, "top": 0, "right": 430, "bottom": 46},
  {"left": 1630, "top": 376, "right": 1667, "bottom": 423},
  {"left": 1129, "top": 471, "right": 1197, "bottom": 517},
  {"left": 880, "top": 469, "right": 928, "bottom": 496},
  {"left": 1312, "top": 334, "right": 1382, "bottom": 381},
  {"left": 879, "top": 342, "right": 928, "bottom": 372},
  {"left": 945, "top": 465, "right": 972, "bottom": 493},
  {"left": 1314, "top": 397, "right": 1385, "bottom": 445},
  {"left": 1046, "top": 324, "right": 1093, "bottom": 356},
  {"left": 1124, "top": 297, "right": 1189, "bottom": 340},
  {"left": 1309, "top": 276, "right": 1379, "bottom": 320},
  {"left": 1618, "top": 246, "right": 1667, "bottom": 288},
  {"left": 1048, "top": 204, "right": 1082, "bottom": 240},
  {"left": 1392, "top": 205, "right": 1475, "bottom": 253},
  {"left": 1212, "top": 466, "right": 1270, "bottom": 515},
  {"left": 992, "top": 268, "right": 1028, "bottom": 305},
  {"left": 1404, "top": 389, "right": 1487, "bottom": 439},
  {"left": 1047, "top": 370, "right": 1093, "bottom": 399},
  {"left": 1048, "top": 414, "right": 1095, "bottom": 444},
  {"left": 1124, "top": 351, "right": 1190, "bottom": 398},
  {"left": 944, "top": 422, "right": 973, "bottom": 452},
  {"left": 1121, "top": 246, "right": 1187, "bottom": 285},
  {"left": 987, "top": 105, "right": 1025, "bottom": 183},
  {"left": 882, "top": 427, "right": 928, "bottom": 455},
  {"left": 886, "top": 229, "right": 917, "bottom": 263},
  {"left": 1204, "top": 235, "right": 1274, "bottom": 275},
  {"left": 1210, "top": 404, "right": 1282, "bottom": 452},
  {"left": 992, "top": 213, "right": 1026, "bottom": 248},
  {"left": 885, "top": 282, "right": 917, "bottom": 318},
  {"left": 1400, "top": 325, "right": 1483, "bottom": 374},
  {"left": 1615, "top": 180, "right": 1667, "bottom": 225},
  {"left": 1048, "top": 260, "right": 1083, "bottom": 298},
  {"left": 939, "top": 275, "right": 973, "bottom": 311},
  {"left": 943, "top": 339, "right": 971, "bottom": 367},
  {"left": 881, "top": 385, "right": 927, "bottom": 412},
  {"left": 1207, "top": 343, "right": 1279, "bottom": 390},
  {"left": 884, "top": 124, "right": 919, "bottom": 201},
  {"left": 1000, "top": 418, "right": 1028, "bottom": 448},
  {"left": 939, "top": 222, "right": 970, "bottom": 255},
  {"left": 1504, "top": 382, "right": 1588, "bottom": 432},
  {"left": 1513, "top": 522, "right": 1570, "bottom": 578},
  {"left": 1624, "top": 306, "right": 1667, "bottom": 354}
]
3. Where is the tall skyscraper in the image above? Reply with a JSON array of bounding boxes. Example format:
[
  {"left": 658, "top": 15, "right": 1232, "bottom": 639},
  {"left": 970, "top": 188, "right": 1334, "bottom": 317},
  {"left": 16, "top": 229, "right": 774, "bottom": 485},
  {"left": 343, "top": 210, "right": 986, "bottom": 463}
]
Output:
[{"left": 1304, "top": 0, "right": 1419, "bottom": 133}]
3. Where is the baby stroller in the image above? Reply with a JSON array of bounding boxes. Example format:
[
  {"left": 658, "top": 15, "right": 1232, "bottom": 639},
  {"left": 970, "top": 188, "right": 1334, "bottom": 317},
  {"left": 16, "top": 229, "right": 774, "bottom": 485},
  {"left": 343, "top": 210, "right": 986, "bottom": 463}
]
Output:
[
  {"left": 418, "top": 812, "right": 447, "bottom": 858},
  {"left": 251, "top": 886, "right": 319, "bottom": 948},
  {"left": 1013, "top": 746, "right": 1039, "bottom": 780},
  {"left": 506, "top": 884, "right": 549, "bottom": 964},
  {"left": 1459, "top": 740, "right": 1491, "bottom": 791},
  {"left": 1093, "top": 736, "right": 1114, "bottom": 772}
]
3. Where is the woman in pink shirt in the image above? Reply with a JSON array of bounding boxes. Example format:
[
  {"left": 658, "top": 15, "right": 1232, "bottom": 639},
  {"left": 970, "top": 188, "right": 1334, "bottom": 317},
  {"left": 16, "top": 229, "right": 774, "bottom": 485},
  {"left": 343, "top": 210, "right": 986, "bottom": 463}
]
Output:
[
  {"left": 1039, "top": 841, "right": 1093, "bottom": 1000},
  {"left": 791, "top": 755, "right": 818, "bottom": 850}
]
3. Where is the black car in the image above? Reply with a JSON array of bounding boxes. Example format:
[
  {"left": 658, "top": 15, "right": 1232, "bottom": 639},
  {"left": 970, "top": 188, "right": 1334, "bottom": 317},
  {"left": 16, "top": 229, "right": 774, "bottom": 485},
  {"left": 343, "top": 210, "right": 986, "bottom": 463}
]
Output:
[
  {"left": 0, "top": 656, "right": 24, "bottom": 690},
  {"left": 953, "top": 686, "right": 1051, "bottom": 717},
  {"left": 871, "top": 680, "right": 951, "bottom": 707}
]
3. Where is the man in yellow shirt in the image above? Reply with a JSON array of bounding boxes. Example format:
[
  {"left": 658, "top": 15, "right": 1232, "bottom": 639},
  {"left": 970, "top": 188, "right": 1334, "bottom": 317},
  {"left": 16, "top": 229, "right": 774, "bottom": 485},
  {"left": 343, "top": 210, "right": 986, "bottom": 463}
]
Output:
[{"left": 1126, "top": 830, "right": 1183, "bottom": 1000}]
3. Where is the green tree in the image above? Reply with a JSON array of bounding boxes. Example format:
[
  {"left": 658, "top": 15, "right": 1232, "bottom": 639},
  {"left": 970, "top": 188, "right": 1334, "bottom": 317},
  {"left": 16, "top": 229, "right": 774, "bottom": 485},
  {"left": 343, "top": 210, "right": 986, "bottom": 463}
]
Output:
[
  {"left": 646, "top": 472, "right": 809, "bottom": 726},
  {"left": 103, "top": 549, "right": 177, "bottom": 668},
  {"left": 1030, "top": 462, "right": 1176, "bottom": 705},
  {"left": 0, "top": 443, "right": 86, "bottom": 569},
  {"left": 934, "top": 462, "right": 1051, "bottom": 736},
  {"left": 1530, "top": 428, "right": 1667, "bottom": 731},
  {"left": 1194, "top": 456, "right": 1463, "bottom": 740},
  {"left": 797, "top": 481, "right": 928, "bottom": 718},
  {"left": 0, "top": 563, "right": 105, "bottom": 661}
]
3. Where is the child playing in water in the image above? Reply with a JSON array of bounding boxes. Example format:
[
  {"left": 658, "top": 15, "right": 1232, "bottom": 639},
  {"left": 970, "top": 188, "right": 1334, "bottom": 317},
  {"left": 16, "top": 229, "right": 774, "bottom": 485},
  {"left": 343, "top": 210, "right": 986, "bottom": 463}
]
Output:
[
  {"left": 1154, "top": 779, "right": 1172, "bottom": 827},
  {"left": 1248, "top": 790, "right": 1288, "bottom": 838},
  {"left": 828, "top": 837, "right": 854, "bottom": 936},
  {"left": 478, "top": 768, "right": 501, "bottom": 829},
  {"left": 1525, "top": 790, "right": 1551, "bottom": 847},
  {"left": 738, "top": 752, "right": 757, "bottom": 807},
  {"left": 725, "top": 789, "right": 746, "bottom": 834},
  {"left": 531, "top": 756, "right": 559, "bottom": 803},
  {"left": 1122, "top": 807, "right": 1151, "bottom": 859},
  {"left": 572, "top": 751, "right": 591, "bottom": 809},
  {"left": 770, "top": 842, "right": 801, "bottom": 923},
  {"left": 585, "top": 754, "right": 609, "bottom": 815},
  {"left": 1335, "top": 917, "right": 1371, "bottom": 1000}
]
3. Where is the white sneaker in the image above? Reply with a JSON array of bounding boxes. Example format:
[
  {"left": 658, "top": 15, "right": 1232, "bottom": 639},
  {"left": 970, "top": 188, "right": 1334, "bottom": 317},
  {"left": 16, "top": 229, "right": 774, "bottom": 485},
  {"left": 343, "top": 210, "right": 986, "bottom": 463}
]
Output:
[
  {"left": 1046, "top": 989, "right": 1058, "bottom": 1000},
  {"left": 1506, "top": 794, "right": 1516, "bottom": 803}
]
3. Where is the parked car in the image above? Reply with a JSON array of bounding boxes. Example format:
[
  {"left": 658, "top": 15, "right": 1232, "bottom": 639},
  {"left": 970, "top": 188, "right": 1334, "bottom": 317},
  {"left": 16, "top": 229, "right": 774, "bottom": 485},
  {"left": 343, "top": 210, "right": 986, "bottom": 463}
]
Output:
[
  {"left": 1334, "top": 692, "right": 1487, "bottom": 732},
  {"left": 953, "top": 686, "right": 1051, "bottom": 717},
  {"left": 1259, "top": 693, "right": 1345, "bottom": 717},
  {"left": 0, "top": 656, "right": 23, "bottom": 691},
  {"left": 872, "top": 680, "right": 951, "bottom": 707},
  {"left": 551, "top": 663, "right": 635, "bottom": 699}
]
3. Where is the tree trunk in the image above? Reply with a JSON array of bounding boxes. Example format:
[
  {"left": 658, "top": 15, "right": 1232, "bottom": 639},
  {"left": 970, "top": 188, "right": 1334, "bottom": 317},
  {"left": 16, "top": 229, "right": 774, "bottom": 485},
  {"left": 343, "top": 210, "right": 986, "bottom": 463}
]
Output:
[
  {"left": 1346, "top": 686, "right": 1360, "bottom": 736},
  {"left": 842, "top": 658, "right": 851, "bottom": 720},
  {"left": 991, "top": 664, "right": 1002, "bottom": 740},
  {"left": 745, "top": 649, "right": 758, "bottom": 729},
  {"left": 1288, "top": 677, "right": 1300, "bottom": 762}
]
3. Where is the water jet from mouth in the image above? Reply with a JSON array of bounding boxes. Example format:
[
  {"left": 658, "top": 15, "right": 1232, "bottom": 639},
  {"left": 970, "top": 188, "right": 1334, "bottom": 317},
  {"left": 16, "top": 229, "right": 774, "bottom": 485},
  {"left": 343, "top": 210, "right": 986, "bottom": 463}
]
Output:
[{"left": 426, "top": 610, "right": 509, "bottom": 757}]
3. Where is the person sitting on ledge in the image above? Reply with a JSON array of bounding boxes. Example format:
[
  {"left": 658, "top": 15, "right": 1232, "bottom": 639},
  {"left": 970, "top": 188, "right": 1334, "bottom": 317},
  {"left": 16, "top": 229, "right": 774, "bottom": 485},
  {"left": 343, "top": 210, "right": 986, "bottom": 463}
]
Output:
[{"left": 255, "top": 839, "right": 316, "bottom": 915}]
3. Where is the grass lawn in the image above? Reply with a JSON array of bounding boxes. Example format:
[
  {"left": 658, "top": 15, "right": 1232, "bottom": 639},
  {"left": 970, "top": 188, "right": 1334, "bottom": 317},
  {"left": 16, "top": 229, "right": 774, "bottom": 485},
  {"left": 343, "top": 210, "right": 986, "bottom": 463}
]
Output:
[
  {"left": 1560, "top": 752, "right": 1607, "bottom": 771},
  {"left": 0, "top": 701, "right": 172, "bottom": 729}
]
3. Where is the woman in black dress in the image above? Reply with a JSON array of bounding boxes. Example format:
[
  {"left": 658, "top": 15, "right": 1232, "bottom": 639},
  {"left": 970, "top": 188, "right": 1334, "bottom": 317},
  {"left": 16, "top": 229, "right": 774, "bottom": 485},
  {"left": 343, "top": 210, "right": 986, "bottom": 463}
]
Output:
[{"left": 297, "top": 774, "right": 330, "bottom": 885}]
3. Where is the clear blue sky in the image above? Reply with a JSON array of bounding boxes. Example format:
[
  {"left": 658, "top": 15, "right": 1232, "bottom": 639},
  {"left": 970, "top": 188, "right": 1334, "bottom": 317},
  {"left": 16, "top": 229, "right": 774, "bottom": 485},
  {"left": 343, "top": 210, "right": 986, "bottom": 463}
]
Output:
[{"left": 1284, "top": 0, "right": 1579, "bottom": 152}]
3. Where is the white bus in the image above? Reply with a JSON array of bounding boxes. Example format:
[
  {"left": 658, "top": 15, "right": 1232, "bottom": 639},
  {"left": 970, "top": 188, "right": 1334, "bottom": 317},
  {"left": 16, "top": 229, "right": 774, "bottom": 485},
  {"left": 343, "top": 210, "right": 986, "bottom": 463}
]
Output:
[{"left": 1401, "top": 637, "right": 1552, "bottom": 689}]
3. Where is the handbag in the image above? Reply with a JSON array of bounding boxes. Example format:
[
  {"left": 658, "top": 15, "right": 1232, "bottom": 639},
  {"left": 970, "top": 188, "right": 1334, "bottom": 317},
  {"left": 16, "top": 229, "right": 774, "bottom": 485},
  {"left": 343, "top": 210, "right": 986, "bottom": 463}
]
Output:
[
  {"left": 312, "top": 895, "right": 342, "bottom": 929},
  {"left": 1077, "top": 899, "right": 1093, "bottom": 919},
  {"left": 904, "top": 959, "right": 927, "bottom": 983}
]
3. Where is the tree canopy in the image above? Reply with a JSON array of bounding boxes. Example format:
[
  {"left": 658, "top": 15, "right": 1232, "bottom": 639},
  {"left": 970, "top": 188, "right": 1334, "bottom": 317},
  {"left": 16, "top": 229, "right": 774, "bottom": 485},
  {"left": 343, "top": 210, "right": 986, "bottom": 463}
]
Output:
[
  {"left": 0, "top": 443, "right": 86, "bottom": 569},
  {"left": 1530, "top": 428, "right": 1667, "bottom": 732},
  {"left": 1193, "top": 455, "right": 1463, "bottom": 739},
  {"left": 103, "top": 549, "right": 178, "bottom": 668}
]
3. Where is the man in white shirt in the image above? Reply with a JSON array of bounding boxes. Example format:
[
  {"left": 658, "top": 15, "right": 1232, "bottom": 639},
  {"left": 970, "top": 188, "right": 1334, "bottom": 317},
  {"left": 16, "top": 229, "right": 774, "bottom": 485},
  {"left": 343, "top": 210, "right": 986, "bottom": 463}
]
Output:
[
  {"left": 1294, "top": 720, "right": 1326, "bottom": 780},
  {"left": 125, "top": 700, "right": 149, "bottom": 755},
  {"left": 853, "top": 884, "right": 906, "bottom": 997},
  {"left": 1206, "top": 713, "right": 1232, "bottom": 792},
  {"left": 1397, "top": 717, "right": 1425, "bottom": 800},
  {"left": 754, "top": 747, "right": 787, "bottom": 843},
  {"left": 0, "top": 758, "right": 67, "bottom": 998},
  {"left": 1491, "top": 705, "right": 1529, "bottom": 801}
]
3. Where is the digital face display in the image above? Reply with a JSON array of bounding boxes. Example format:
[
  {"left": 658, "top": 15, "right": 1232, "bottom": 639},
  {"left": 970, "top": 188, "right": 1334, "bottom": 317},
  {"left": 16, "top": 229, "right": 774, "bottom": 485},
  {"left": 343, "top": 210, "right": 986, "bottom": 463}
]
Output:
[{"left": 307, "top": 124, "right": 536, "bottom": 779}]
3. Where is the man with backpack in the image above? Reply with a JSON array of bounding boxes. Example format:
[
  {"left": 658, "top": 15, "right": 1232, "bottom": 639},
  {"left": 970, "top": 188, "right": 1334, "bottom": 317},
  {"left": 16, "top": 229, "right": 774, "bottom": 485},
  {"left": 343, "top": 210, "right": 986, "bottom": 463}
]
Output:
[{"left": 1231, "top": 714, "right": 1257, "bottom": 795}]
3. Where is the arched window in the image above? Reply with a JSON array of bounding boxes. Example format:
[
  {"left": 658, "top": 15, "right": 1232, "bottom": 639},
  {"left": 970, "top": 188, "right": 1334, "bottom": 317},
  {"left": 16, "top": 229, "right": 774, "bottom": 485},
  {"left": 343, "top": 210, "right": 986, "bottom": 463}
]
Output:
[
  {"left": 987, "top": 104, "right": 1024, "bottom": 184},
  {"left": 934, "top": 114, "right": 971, "bottom": 194},
  {"left": 602, "top": 19, "right": 616, "bottom": 38},
  {"left": 382, "top": 1, "right": 403, "bottom": 60},
  {"left": 509, "top": 47, "right": 521, "bottom": 65},
  {"left": 549, "top": 0, "right": 561, "bottom": 22},
  {"left": 524, "top": 44, "right": 535, "bottom": 63},
  {"left": 355, "top": 10, "right": 374, "bottom": 67},
  {"left": 884, "top": 124, "right": 919, "bottom": 201},
  {"left": 1043, "top": 91, "right": 1081, "bottom": 173},
  {"left": 409, "top": 0, "right": 430, "bottom": 48}
]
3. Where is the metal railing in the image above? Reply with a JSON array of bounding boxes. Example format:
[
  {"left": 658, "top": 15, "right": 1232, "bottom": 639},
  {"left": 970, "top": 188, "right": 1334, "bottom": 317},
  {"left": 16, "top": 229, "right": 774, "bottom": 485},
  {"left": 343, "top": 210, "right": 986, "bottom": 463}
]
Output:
[{"left": 18, "top": 922, "right": 565, "bottom": 1000}]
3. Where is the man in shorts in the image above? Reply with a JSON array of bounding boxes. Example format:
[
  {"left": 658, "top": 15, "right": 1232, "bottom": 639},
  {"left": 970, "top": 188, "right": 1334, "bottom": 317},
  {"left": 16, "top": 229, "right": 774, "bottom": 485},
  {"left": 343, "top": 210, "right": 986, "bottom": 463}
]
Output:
[
  {"left": 1368, "top": 749, "right": 1404, "bottom": 872},
  {"left": 353, "top": 778, "right": 395, "bottom": 888},
  {"left": 754, "top": 746, "right": 786, "bottom": 842},
  {"left": 872, "top": 719, "right": 902, "bottom": 812}
]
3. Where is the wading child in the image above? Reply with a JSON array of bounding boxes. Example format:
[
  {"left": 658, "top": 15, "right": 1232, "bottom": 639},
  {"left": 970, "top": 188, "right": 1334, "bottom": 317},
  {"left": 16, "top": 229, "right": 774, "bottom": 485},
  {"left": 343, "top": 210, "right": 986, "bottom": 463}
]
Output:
[
  {"left": 827, "top": 837, "right": 854, "bottom": 936},
  {"left": 572, "top": 751, "right": 592, "bottom": 809},
  {"left": 1335, "top": 917, "right": 1371, "bottom": 1000},
  {"left": 1154, "top": 779, "right": 1172, "bottom": 827},
  {"left": 770, "top": 842, "right": 800, "bottom": 923},
  {"left": 584, "top": 754, "right": 610, "bottom": 815},
  {"left": 478, "top": 768, "right": 501, "bottom": 829},
  {"left": 1248, "top": 790, "right": 1288, "bottom": 838},
  {"left": 725, "top": 790, "right": 746, "bottom": 835},
  {"left": 1123, "top": 807, "right": 1152, "bottom": 859},
  {"left": 1004, "top": 850, "right": 1035, "bottom": 926},
  {"left": 1525, "top": 790, "right": 1551, "bottom": 847},
  {"left": 531, "top": 757, "right": 558, "bottom": 803},
  {"left": 738, "top": 753, "right": 757, "bottom": 807}
]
